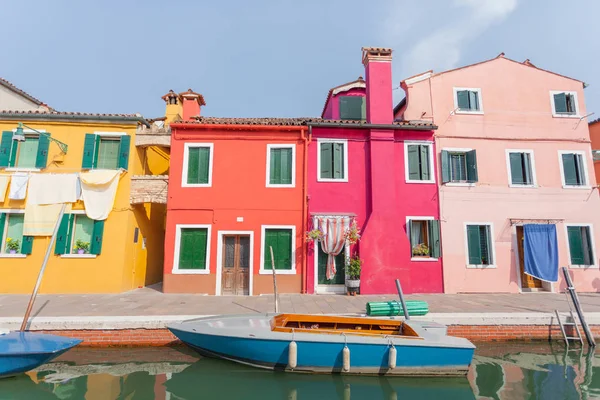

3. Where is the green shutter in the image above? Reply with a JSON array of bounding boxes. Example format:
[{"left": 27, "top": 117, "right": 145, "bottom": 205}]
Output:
[
  {"left": 21, "top": 236, "right": 33, "bottom": 255},
  {"left": 281, "top": 148, "right": 292, "bottom": 184},
  {"left": 54, "top": 214, "right": 72, "bottom": 255},
  {"left": 198, "top": 147, "right": 210, "bottom": 184},
  {"left": 264, "top": 230, "right": 277, "bottom": 269},
  {"left": 562, "top": 154, "right": 578, "bottom": 185},
  {"left": 523, "top": 153, "right": 532, "bottom": 185},
  {"left": 457, "top": 90, "right": 470, "bottom": 110},
  {"left": 178, "top": 228, "right": 208, "bottom": 269},
  {"left": 0, "top": 213, "right": 5, "bottom": 248},
  {"left": 270, "top": 148, "right": 280, "bottom": 184},
  {"left": 118, "top": 135, "right": 131, "bottom": 170},
  {"left": 92, "top": 135, "right": 102, "bottom": 168},
  {"left": 407, "top": 145, "right": 420, "bottom": 180},
  {"left": 466, "top": 150, "right": 478, "bottom": 182},
  {"left": 554, "top": 93, "right": 567, "bottom": 113},
  {"left": 568, "top": 226, "right": 585, "bottom": 265},
  {"left": 0, "top": 131, "right": 14, "bottom": 168},
  {"left": 429, "top": 220, "right": 441, "bottom": 258},
  {"left": 35, "top": 133, "right": 50, "bottom": 169},
  {"left": 333, "top": 143, "right": 344, "bottom": 179},
  {"left": 277, "top": 230, "right": 292, "bottom": 270},
  {"left": 468, "top": 91, "right": 479, "bottom": 111},
  {"left": 360, "top": 97, "right": 366, "bottom": 120},
  {"left": 90, "top": 220, "right": 105, "bottom": 255},
  {"left": 575, "top": 154, "right": 586, "bottom": 186},
  {"left": 419, "top": 145, "right": 430, "bottom": 180},
  {"left": 583, "top": 227, "right": 594, "bottom": 265},
  {"left": 320, "top": 143, "right": 332, "bottom": 179},
  {"left": 187, "top": 148, "right": 200, "bottom": 184},
  {"left": 339, "top": 96, "right": 364, "bottom": 120},
  {"left": 441, "top": 150, "right": 451, "bottom": 183},
  {"left": 467, "top": 225, "right": 482, "bottom": 265},
  {"left": 82, "top": 134, "right": 97, "bottom": 169},
  {"left": 407, "top": 220, "right": 413, "bottom": 247},
  {"left": 509, "top": 153, "right": 524, "bottom": 184}
]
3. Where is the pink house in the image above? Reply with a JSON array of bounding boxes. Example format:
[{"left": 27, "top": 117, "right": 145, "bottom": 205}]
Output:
[
  {"left": 399, "top": 53, "right": 600, "bottom": 293},
  {"left": 306, "top": 48, "right": 444, "bottom": 295}
]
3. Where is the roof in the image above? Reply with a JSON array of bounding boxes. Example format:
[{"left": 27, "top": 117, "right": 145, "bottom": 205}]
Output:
[
  {"left": 0, "top": 109, "right": 148, "bottom": 126},
  {"left": 590, "top": 118, "right": 600, "bottom": 126},
  {"left": 393, "top": 98, "right": 406, "bottom": 116},
  {"left": 0, "top": 77, "right": 49, "bottom": 108},
  {"left": 401, "top": 53, "right": 585, "bottom": 86},
  {"left": 321, "top": 77, "right": 366, "bottom": 117},
  {"left": 179, "top": 89, "right": 206, "bottom": 106}
]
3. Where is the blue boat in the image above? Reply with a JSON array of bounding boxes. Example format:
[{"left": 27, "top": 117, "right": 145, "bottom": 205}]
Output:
[
  {"left": 169, "top": 313, "right": 475, "bottom": 376},
  {"left": 0, "top": 331, "right": 82, "bottom": 379}
]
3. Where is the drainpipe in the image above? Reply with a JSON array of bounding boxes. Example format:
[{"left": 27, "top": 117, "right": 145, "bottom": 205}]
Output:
[{"left": 301, "top": 126, "right": 311, "bottom": 294}]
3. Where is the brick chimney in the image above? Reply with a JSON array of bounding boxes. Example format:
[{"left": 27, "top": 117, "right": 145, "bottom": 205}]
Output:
[
  {"left": 161, "top": 90, "right": 182, "bottom": 125},
  {"left": 362, "top": 47, "right": 393, "bottom": 124},
  {"left": 179, "top": 89, "right": 206, "bottom": 121}
]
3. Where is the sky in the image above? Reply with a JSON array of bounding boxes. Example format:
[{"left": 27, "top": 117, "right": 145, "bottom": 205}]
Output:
[{"left": 1, "top": 0, "right": 599, "bottom": 121}]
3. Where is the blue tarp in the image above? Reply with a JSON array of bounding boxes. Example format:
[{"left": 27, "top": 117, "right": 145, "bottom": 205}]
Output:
[{"left": 523, "top": 224, "right": 558, "bottom": 282}]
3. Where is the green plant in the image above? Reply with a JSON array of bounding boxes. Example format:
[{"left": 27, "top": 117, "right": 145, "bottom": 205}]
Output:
[
  {"left": 347, "top": 255, "right": 362, "bottom": 280},
  {"left": 305, "top": 229, "right": 324, "bottom": 243},
  {"left": 74, "top": 240, "right": 90, "bottom": 253},
  {"left": 5, "top": 238, "right": 19, "bottom": 252},
  {"left": 412, "top": 243, "right": 430, "bottom": 257},
  {"left": 344, "top": 221, "right": 361, "bottom": 245}
]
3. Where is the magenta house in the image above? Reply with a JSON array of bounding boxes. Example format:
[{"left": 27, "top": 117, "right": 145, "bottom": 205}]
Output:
[{"left": 305, "top": 48, "right": 443, "bottom": 295}]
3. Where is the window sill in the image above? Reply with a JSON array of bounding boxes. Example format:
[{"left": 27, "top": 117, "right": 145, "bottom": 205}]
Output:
[
  {"left": 552, "top": 114, "right": 580, "bottom": 119},
  {"left": 172, "top": 268, "right": 210, "bottom": 275},
  {"left": 181, "top": 183, "right": 212, "bottom": 188},
  {"left": 4, "top": 168, "right": 41, "bottom": 172},
  {"left": 568, "top": 265, "right": 598, "bottom": 269},
  {"left": 562, "top": 185, "right": 592, "bottom": 190},
  {"left": 411, "top": 257, "right": 439, "bottom": 262},
  {"left": 317, "top": 178, "right": 348, "bottom": 183},
  {"left": 266, "top": 184, "right": 295, "bottom": 188},
  {"left": 259, "top": 269, "right": 296, "bottom": 275},
  {"left": 406, "top": 180, "right": 436, "bottom": 184},
  {"left": 0, "top": 254, "right": 27, "bottom": 258},
  {"left": 466, "top": 264, "right": 496, "bottom": 269},
  {"left": 455, "top": 110, "right": 484, "bottom": 115},
  {"left": 509, "top": 184, "right": 537, "bottom": 188},
  {"left": 445, "top": 182, "right": 476, "bottom": 187},
  {"left": 60, "top": 254, "right": 97, "bottom": 259}
]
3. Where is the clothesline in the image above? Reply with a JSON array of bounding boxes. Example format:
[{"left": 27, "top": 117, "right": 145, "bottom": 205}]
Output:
[{"left": 0, "top": 168, "right": 126, "bottom": 175}]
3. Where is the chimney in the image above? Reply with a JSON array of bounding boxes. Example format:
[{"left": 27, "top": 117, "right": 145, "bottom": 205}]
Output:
[
  {"left": 161, "top": 90, "right": 183, "bottom": 125},
  {"left": 362, "top": 47, "right": 393, "bottom": 124},
  {"left": 179, "top": 89, "right": 206, "bottom": 121}
]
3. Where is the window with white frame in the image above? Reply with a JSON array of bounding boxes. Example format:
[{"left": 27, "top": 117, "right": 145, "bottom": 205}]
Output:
[
  {"left": 81, "top": 132, "right": 130, "bottom": 170},
  {"left": 261, "top": 226, "right": 294, "bottom": 273},
  {"left": 454, "top": 88, "right": 482, "bottom": 113},
  {"left": 507, "top": 150, "right": 536, "bottom": 186},
  {"left": 551, "top": 91, "right": 578, "bottom": 117},
  {"left": 0, "top": 129, "right": 50, "bottom": 170},
  {"left": 54, "top": 213, "right": 104, "bottom": 255},
  {"left": 182, "top": 143, "right": 213, "bottom": 187},
  {"left": 566, "top": 225, "right": 595, "bottom": 266},
  {"left": 174, "top": 225, "right": 210, "bottom": 272},
  {"left": 466, "top": 224, "right": 494, "bottom": 266},
  {"left": 407, "top": 219, "right": 441, "bottom": 259},
  {"left": 560, "top": 151, "right": 588, "bottom": 187},
  {"left": 405, "top": 142, "right": 434, "bottom": 183},
  {"left": 0, "top": 212, "right": 31, "bottom": 255},
  {"left": 441, "top": 149, "right": 478, "bottom": 183},
  {"left": 267, "top": 144, "right": 295, "bottom": 187},
  {"left": 318, "top": 140, "right": 347, "bottom": 181}
]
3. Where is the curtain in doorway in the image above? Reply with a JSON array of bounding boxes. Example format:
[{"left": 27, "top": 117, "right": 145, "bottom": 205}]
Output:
[
  {"left": 523, "top": 224, "right": 558, "bottom": 282},
  {"left": 315, "top": 216, "right": 351, "bottom": 280}
]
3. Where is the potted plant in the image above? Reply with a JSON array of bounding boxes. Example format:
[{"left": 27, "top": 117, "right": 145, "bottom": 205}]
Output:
[
  {"left": 74, "top": 240, "right": 90, "bottom": 255},
  {"left": 412, "top": 243, "right": 429, "bottom": 257},
  {"left": 305, "top": 229, "right": 324, "bottom": 243},
  {"left": 5, "top": 238, "right": 19, "bottom": 254},
  {"left": 344, "top": 221, "right": 361, "bottom": 245},
  {"left": 346, "top": 255, "right": 362, "bottom": 296}
]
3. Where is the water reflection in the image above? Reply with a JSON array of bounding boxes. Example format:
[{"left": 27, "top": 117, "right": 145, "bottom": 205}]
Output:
[{"left": 0, "top": 344, "right": 596, "bottom": 399}]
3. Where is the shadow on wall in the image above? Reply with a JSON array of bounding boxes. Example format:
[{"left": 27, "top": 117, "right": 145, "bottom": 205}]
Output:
[
  {"left": 592, "top": 278, "right": 600, "bottom": 293},
  {"left": 134, "top": 203, "right": 166, "bottom": 287}
]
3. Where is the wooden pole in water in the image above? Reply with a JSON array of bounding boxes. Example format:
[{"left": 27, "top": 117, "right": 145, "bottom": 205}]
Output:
[
  {"left": 270, "top": 246, "right": 279, "bottom": 313},
  {"left": 20, "top": 203, "right": 67, "bottom": 331}
]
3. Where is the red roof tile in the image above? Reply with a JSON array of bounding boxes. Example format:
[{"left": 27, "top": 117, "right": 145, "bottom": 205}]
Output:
[{"left": 0, "top": 110, "right": 140, "bottom": 118}]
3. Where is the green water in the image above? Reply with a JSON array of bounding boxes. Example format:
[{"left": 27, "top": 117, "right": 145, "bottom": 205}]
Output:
[{"left": 0, "top": 343, "right": 597, "bottom": 399}]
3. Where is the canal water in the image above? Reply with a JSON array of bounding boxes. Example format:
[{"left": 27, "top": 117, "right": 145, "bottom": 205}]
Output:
[{"left": 0, "top": 343, "right": 597, "bottom": 399}]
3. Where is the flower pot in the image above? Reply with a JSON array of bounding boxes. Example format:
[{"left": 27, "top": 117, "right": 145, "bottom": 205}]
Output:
[
  {"left": 77, "top": 249, "right": 85, "bottom": 254},
  {"left": 346, "top": 279, "right": 360, "bottom": 288},
  {"left": 9, "top": 250, "right": 16, "bottom": 254}
]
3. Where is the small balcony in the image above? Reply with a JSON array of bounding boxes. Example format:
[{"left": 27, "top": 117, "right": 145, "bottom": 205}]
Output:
[{"left": 130, "top": 175, "right": 168, "bottom": 204}]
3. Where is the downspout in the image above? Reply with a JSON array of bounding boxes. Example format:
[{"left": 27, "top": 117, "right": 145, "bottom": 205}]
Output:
[{"left": 301, "top": 125, "right": 311, "bottom": 294}]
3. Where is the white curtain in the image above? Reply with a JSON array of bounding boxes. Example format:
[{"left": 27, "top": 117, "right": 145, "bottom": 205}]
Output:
[{"left": 316, "top": 216, "right": 351, "bottom": 280}]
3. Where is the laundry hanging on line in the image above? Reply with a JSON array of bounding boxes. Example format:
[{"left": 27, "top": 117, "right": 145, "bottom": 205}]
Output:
[
  {"left": 0, "top": 175, "right": 9, "bottom": 203},
  {"left": 8, "top": 173, "right": 29, "bottom": 200},
  {"left": 79, "top": 170, "right": 122, "bottom": 221},
  {"left": 23, "top": 203, "right": 72, "bottom": 236},
  {"left": 26, "top": 173, "right": 79, "bottom": 205}
]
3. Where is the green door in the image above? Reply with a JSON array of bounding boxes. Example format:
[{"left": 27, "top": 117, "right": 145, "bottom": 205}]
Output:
[{"left": 317, "top": 245, "right": 346, "bottom": 285}]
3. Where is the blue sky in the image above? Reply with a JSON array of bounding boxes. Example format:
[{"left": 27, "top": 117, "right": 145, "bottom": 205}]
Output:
[{"left": 2, "top": 0, "right": 599, "bottom": 121}]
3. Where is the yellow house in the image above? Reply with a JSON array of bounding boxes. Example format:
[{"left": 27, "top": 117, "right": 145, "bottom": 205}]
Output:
[{"left": 0, "top": 78, "right": 168, "bottom": 293}]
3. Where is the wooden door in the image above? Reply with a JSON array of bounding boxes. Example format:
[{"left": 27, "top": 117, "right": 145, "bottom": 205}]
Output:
[
  {"left": 221, "top": 235, "right": 250, "bottom": 295},
  {"left": 517, "top": 226, "right": 543, "bottom": 289}
]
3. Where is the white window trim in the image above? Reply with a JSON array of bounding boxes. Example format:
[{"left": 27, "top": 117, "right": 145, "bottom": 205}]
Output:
[
  {"left": 406, "top": 216, "right": 439, "bottom": 262},
  {"left": 265, "top": 144, "right": 296, "bottom": 188},
  {"left": 441, "top": 147, "right": 476, "bottom": 186},
  {"left": 317, "top": 138, "right": 349, "bottom": 182},
  {"left": 215, "top": 230, "right": 254, "bottom": 296},
  {"left": 463, "top": 222, "right": 497, "bottom": 269},
  {"left": 173, "top": 224, "right": 212, "bottom": 275},
  {"left": 549, "top": 91, "right": 580, "bottom": 118},
  {"left": 564, "top": 223, "right": 597, "bottom": 269},
  {"left": 0, "top": 254, "right": 27, "bottom": 258},
  {"left": 453, "top": 87, "right": 484, "bottom": 115},
  {"left": 181, "top": 143, "right": 214, "bottom": 188},
  {"left": 505, "top": 149, "right": 538, "bottom": 188},
  {"left": 558, "top": 150, "right": 591, "bottom": 189},
  {"left": 93, "top": 131, "right": 127, "bottom": 137},
  {"left": 0, "top": 210, "right": 26, "bottom": 256},
  {"left": 60, "top": 254, "right": 97, "bottom": 259},
  {"left": 404, "top": 141, "right": 435, "bottom": 184},
  {"left": 259, "top": 225, "right": 296, "bottom": 275},
  {"left": 63, "top": 212, "right": 95, "bottom": 256}
]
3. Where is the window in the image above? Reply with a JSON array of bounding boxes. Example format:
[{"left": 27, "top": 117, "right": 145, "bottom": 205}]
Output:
[
  {"left": 407, "top": 219, "right": 441, "bottom": 259},
  {"left": 507, "top": 150, "right": 536, "bottom": 186},
  {"left": 566, "top": 225, "right": 595, "bottom": 266},
  {"left": 551, "top": 91, "right": 578, "bottom": 117},
  {"left": 54, "top": 214, "right": 104, "bottom": 255},
  {"left": 405, "top": 142, "right": 434, "bottom": 183},
  {"left": 560, "top": 151, "right": 588, "bottom": 188},
  {"left": 182, "top": 143, "right": 213, "bottom": 187},
  {"left": 0, "top": 213, "right": 32, "bottom": 255},
  {"left": 175, "top": 226, "right": 209, "bottom": 271},
  {"left": 267, "top": 145, "right": 295, "bottom": 187},
  {"left": 0, "top": 131, "right": 50, "bottom": 169},
  {"left": 82, "top": 133, "right": 130, "bottom": 170},
  {"left": 261, "top": 227, "right": 295, "bottom": 273},
  {"left": 339, "top": 96, "right": 365, "bottom": 120},
  {"left": 441, "top": 149, "right": 478, "bottom": 183},
  {"left": 318, "top": 140, "right": 348, "bottom": 182},
  {"left": 454, "top": 88, "right": 482, "bottom": 113},
  {"left": 466, "top": 224, "right": 494, "bottom": 266}
]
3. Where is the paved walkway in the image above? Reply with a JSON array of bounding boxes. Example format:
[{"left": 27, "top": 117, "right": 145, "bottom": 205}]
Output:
[{"left": 1, "top": 287, "right": 600, "bottom": 317}]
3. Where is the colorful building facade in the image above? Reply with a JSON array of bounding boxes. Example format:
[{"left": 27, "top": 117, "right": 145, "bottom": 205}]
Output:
[
  {"left": 589, "top": 119, "right": 600, "bottom": 183},
  {"left": 399, "top": 54, "right": 600, "bottom": 293}
]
